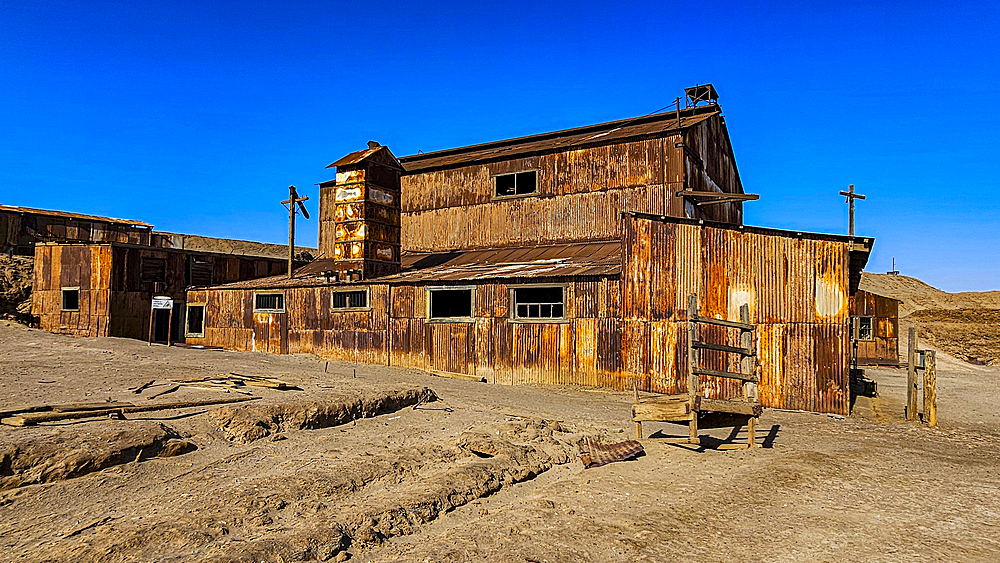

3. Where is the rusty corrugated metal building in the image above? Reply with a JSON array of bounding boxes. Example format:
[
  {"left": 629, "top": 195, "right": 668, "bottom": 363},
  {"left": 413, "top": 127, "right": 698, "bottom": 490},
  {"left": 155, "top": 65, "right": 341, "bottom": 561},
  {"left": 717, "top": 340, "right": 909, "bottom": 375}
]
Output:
[
  {"left": 32, "top": 242, "right": 290, "bottom": 342},
  {"left": 185, "top": 88, "right": 874, "bottom": 415},
  {"left": 1, "top": 205, "right": 155, "bottom": 255},
  {"left": 849, "top": 290, "right": 900, "bottom": 366}
]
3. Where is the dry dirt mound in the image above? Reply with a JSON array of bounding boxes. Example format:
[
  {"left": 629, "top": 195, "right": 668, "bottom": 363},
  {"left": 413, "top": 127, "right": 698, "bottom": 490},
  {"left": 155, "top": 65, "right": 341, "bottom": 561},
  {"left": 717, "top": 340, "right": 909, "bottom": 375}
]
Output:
[
  {"left": 861, "top": 273, "right": 1000, "bottom": 316},
  {"left": 0, "top": 422, "right": 194, "bottom": 490},
  {"left": 900, "top": 309, "right": 1000, "bottom": 366},
  {"left": 211, "top": 387, "right": 436, "bottom": 444},
  {"left": 0, "top": 254, "right": 32, "bottom": 323}
]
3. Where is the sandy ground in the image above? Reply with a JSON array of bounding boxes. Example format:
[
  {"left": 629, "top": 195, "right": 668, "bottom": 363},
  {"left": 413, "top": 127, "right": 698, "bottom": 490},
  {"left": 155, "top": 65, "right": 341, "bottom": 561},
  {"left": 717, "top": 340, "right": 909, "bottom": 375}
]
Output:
[{"left": 1, "top": 322, "right": 999, "bottom": 562}]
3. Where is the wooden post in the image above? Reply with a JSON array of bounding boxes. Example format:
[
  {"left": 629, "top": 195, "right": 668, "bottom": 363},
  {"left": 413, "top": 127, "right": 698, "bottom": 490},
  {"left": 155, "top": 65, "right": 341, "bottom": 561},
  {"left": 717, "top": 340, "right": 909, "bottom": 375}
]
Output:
[
  {"left": 687, "top": 294, "right": 699, "bottom": 446},
  {"left": 924, "top": 350, "right": 937, "bottom": 427},
  {"left": 287, "top": 185, "right": 296, "bottom": 279},
  {"left": 147, "top": 306, "right": 154, "bottom": 346},
  {"left": 633, "top": 379, "right": 642, "bottom": 440},
  {"left": 166, "top": 306, "right": 173, "bottom": 347},
  {"left": 906, "top": 327, "right": 918, "bottom": 420},
  {"left": 740, "top": 303, "right": 757, "bottom": 448}
]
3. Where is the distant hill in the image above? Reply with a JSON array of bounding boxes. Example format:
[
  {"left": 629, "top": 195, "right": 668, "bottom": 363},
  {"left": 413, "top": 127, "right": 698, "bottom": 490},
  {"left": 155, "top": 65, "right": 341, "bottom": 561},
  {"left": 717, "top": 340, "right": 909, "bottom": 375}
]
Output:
[
  {"left": 860, "top": 273, "right": 1000, "bottom": 366},
  {"left": 860, "top": 273, "right": 1000, "bottom": 317}
]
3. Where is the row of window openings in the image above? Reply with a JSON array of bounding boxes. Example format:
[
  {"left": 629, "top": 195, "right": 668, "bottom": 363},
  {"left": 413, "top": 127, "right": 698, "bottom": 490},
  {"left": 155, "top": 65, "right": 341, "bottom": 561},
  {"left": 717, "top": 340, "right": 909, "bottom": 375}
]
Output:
[
  {"left": 138, "top": 257, "right": 214, "bottom": 286},
  {"left": 250, "top": 287, "right": 565, "bottom": 320}
]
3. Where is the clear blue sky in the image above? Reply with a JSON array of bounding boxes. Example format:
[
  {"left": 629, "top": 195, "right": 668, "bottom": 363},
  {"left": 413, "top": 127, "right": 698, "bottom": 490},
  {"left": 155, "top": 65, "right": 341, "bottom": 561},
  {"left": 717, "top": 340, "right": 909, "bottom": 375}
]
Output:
[{"left": 2, "top": 1, "right": 998, "bottom": 291}]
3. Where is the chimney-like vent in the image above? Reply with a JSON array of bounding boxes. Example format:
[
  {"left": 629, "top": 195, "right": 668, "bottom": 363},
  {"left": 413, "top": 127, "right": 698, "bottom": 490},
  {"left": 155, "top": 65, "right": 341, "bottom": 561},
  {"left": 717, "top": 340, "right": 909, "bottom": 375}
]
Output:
[{"left": 367, "top": 140, "right": 380, "bottom": 149}]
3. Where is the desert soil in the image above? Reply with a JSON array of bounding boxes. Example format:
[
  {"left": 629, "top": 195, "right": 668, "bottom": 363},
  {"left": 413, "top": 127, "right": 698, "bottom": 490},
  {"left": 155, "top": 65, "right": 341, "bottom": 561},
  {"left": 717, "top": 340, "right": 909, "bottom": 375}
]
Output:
[{"left": 1, "top": 322, "right": 999, "bottom": 562}]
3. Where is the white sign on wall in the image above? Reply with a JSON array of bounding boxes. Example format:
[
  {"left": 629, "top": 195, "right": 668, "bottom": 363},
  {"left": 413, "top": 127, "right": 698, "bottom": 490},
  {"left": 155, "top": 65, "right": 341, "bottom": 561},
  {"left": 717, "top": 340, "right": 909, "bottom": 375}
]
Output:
[{"left": 151, "top": 296, "right": 174, "bottom": 310}]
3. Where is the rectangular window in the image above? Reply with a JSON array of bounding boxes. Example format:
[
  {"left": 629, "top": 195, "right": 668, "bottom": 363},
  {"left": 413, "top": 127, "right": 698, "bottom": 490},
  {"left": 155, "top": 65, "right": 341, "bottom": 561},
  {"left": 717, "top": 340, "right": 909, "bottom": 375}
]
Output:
[
  {"left": 494, "top": 170, "right": 537, "bottom": 197},
  {"left": 856, "top": 316, "right": 874, "bottom": 341},
  {"left": 140, "top": 257, "right": 167, "bottom": 283},
  {"left": 331, "top": 289, "right": 369, "bottom": 311},
  {"left": 428, "top": 287, "right": 474, "bottom": 320},
  {"left": 61, "top": 287, "right": 80, "bottom": 311},
  {"left": 186, "top": 256, "right": 214, "bottom": 287},
  {"left": 185, "top": 304, "right": 205, "bottom": 337},
  {"left": 254, "top": 292, "right": 285, "bottom": 313},
  {"left": 512, "top": 286, "right": 565, "bottom": 320}
]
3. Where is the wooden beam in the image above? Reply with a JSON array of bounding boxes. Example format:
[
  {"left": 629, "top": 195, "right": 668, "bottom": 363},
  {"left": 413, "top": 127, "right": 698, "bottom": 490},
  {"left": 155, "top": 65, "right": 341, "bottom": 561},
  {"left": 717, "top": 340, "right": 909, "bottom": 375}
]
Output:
[
  {"left": 693, "top": 367, "right": 758, "bottom": 382},
  {"left": 632, "top": 399, "right": 693, "bottom": 422},
  {"left": 692, "top": 341, "right": 754, "bottom": 356},
  {"left": 687, "top": 294, "right": 700, "bottom": 446},
  {"left": 676, "top": 190, "right": 760, "bottom": 201},
  {"left": 693, "top": 315, "right": 754, "bottom": 331},
  {"left": 696, "top": 397, "right": 762, "bottom": 417}
]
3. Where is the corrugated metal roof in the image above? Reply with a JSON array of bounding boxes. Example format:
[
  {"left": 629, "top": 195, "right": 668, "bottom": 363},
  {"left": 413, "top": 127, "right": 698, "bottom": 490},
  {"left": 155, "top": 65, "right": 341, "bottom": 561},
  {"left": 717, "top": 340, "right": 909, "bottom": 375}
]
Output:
[
  {"left": 203, "top": 240, "right": 622, "bottom": 290},
  {"left": 0, "top": 204, "right": 153, "bottom": 228},
  {"left": 398, "top": 105, "right": 720, "bottom": 174},
  {"left": 326, "top": 145, "right": 402, "bottom": 169}
]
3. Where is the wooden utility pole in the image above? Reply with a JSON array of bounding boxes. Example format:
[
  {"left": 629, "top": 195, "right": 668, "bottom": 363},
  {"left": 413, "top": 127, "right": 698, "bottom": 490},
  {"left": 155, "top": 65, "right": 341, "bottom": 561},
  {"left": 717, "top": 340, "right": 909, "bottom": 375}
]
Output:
[
  {"left": 924, "top": 350, "right": 937, "bottom": 427},
  {"left": 906, "top": 327, "right": 918, "bottom": 420},
  {"left": 281, "top": 186, "right": 310, "bottom": 279},
  {"left": 839, "top": 184, "right": 867, "bottom": 237}
]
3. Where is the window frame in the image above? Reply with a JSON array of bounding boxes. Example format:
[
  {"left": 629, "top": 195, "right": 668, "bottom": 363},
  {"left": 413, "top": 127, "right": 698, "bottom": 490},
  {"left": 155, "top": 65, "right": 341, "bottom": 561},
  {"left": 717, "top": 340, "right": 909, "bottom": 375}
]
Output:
[
  {"left": 140, "top": 256, "right": 167, "bottom": 284},
  {"left": 508, "top": 283, "right": 569, "bottom": 324},
  {"left": 253, "top": 291, "right": 286, "bottom": 314},
  {"left": 854, "top": 315, "right": 875, "bottom": 342},
  {"left": 61, "top": 287, "right": 81, "bottom": 312},
  {"left": 185, "top": 303, "right": 206, "bottom": 338},
  {"left": 331, "top": 287, "right": 371, "bottom": 312},
  {"left": 492, "top": 169, "right": 539, "bottom": 200},
  {"left": 426, "top": 285, "right": 476, "bottom": 323}
]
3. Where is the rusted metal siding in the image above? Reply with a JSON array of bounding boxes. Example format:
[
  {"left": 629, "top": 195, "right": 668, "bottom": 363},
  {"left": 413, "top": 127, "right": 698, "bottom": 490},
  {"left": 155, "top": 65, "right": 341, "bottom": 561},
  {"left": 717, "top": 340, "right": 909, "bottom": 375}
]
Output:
[
  {"left": 33, "top": 243, "right": 289, "bottom": 342},
  {"left": 621, "top": 214, "right": 853, "bottom": 415},
  {"left": 682, "top": 115, "right": 745, "bottom": 225},
  {"left": 849, "top": 290, "right": 900, "bottom": 366},
  {"left": 32, "top": 244, "right": 113, "bottom": 337},
  {"left": 2, "top": 208, "right": 152, "bottom": 255}
]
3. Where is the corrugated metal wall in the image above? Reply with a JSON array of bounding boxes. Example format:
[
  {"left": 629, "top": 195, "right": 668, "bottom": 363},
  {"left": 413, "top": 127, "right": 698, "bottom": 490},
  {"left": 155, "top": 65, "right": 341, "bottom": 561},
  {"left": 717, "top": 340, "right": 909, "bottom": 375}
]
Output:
[
  {"left": 32, "top": 244, "right": 113, "bottom": 337},
  {"left": 849, "top": 290, "right": 900, "bottom": 366}
]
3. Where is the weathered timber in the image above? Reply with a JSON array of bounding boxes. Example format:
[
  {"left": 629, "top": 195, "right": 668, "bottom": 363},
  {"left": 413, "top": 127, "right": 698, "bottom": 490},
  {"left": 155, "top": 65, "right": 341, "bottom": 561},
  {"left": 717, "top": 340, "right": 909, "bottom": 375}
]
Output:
[
  {"left": 740, "top": 303, "right": 758, "bottom": 448},
  {"left": 697, "top": 397, "right": 762, "bottom": 417},
  {"left": 692, "top": 341, "right": 754, "bottom": 356},
  {"left": 1, "top": 396, "right": 259, "bottom": 426},
  {"left": 632, "top": 396, "right": 693, "bottom": 422},
  {"left": 907, "top": 327, "right": 918, "bottom": 420},
  {"left": 692, "top": 367, "right": 758, "bottom": 382},
  {"left": 129, "top": 380, "right": 155, "bottom": 393},
  {"left": 687, "top": 294, "right": 699, "bottom": 445},
  {"left": 692, "top": 315, "right": 754, "bottom": 331},
  {"left": 924, "top": 350, "right": 937, "bottom": 427},
  {"left": 430, "top": 370, "right": 487, "bottom": 383}
]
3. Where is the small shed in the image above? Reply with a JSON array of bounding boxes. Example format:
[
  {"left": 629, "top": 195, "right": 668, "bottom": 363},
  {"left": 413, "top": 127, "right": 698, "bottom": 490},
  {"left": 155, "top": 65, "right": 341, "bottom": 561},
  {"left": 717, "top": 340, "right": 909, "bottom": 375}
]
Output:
[{"left": 849, "top": 290, "right": 901, "bottom": 366}]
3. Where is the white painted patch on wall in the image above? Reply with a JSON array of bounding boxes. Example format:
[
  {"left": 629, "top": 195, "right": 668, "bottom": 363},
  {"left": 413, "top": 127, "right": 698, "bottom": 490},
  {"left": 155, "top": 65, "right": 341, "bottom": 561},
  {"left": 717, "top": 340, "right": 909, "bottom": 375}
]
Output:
[
  {"left": 815, "top": 278, "right": 846, "bottom": 319},
  {"left": 335, "top": 187, "right": 362, "bottom": 202},
  {"left": 728, "top": 287, "right": 755, "bottom": 321}
]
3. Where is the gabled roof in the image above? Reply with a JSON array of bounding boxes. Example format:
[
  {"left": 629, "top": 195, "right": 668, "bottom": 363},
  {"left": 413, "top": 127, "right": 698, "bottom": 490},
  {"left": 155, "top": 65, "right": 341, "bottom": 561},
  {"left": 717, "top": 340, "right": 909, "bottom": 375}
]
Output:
[
  {"left": 397, "top": 104, "right": 721, "bottom": 174},
  {"left": 0, "top": 204, "right": 152, "bottom": 228},
  {"left": 326, "top": 145, "right": 402, "bottom": 170}
]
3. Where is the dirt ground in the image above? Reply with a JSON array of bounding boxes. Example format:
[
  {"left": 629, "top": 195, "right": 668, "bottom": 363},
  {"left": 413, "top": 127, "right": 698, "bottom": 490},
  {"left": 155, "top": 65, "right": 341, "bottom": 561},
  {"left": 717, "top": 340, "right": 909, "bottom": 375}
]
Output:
[{"left": 1, "top": 322, "right": 999, "bottom": 563}]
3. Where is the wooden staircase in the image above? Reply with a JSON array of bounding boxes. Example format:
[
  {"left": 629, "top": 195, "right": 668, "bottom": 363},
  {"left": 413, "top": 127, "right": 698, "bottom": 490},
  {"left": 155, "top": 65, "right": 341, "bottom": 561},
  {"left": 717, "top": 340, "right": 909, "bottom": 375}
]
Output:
[{"left": 633, "top": 294, "right": 762, "bottom": 448}]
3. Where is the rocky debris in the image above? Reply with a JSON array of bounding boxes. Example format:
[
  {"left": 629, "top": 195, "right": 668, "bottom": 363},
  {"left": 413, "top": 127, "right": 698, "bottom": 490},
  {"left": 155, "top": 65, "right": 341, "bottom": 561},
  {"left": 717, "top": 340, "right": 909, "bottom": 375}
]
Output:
[
  {"left": 0, "top": 254, "right": 32, "bottom": 323},
  {"left": 211, "top": 387, "right": 437, "bottom": 444},
  {"left": 0, "top": 422, "right": 189, "bottom": 490}
]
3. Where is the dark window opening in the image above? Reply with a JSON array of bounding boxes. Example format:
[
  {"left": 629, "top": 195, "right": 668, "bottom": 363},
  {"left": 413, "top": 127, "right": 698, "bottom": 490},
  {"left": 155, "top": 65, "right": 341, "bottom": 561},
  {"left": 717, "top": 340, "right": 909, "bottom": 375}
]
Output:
[
  {"left": 495, "top": 170, "right": 537, "bottom": 197},
  {"left": 186, "top": 305, "right": 205, "bottom": 336},
  {"left": 61, "top": 288, "right": 80, "bottom": 311},
  {"left": 332, "top": 289, "right": 368, "bottom": 310},
  {"left": 857, "top": 316, "right": 874, "bottom": 341},
  {"left": 429, "top": 288, "right": 473, "bottom": 319},
  {"left": 513, "top": 286, "right": 564, "bottom": 319},
  {"left": 254, "top": 293, "right": 285, "bottom": 312},
  {"left": 187, "top": 257, "right": 214, "bottom": 287},
  {"left": 140, "top": 257, "right": 167, "bottom": 283}
]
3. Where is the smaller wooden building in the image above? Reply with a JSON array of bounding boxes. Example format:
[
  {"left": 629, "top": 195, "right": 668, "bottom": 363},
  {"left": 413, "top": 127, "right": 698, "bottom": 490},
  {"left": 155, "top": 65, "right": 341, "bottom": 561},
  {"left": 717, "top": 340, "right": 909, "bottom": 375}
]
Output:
[
  {"left": 1, "top": 205, "right": 153, "bottom": 256},
  {"left": 849, "top": 290, "right": 900, "bottom": 366},
  {"left": 32, "top": 242, "right": 289, "bottom": 342}
]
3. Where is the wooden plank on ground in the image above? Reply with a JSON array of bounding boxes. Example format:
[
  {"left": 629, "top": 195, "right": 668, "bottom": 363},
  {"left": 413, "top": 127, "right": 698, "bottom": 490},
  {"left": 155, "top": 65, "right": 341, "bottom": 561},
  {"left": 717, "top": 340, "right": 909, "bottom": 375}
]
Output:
[{"left": 2, "top": 396, "right": 259, "bottom": 426}]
